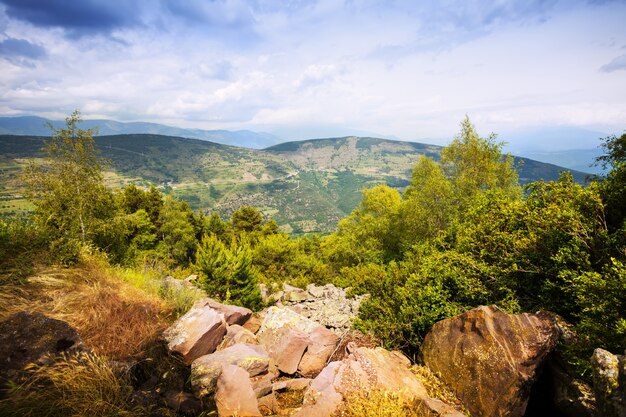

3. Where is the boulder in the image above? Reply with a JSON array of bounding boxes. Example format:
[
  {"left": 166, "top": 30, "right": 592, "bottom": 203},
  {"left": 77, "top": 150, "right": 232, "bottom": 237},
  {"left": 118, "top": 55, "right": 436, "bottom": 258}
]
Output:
[
  {"left": 191, "top": 343, "right": 269, "bottom": 398},
  {"left": 218, "top": 324, "right": 259, "bottom": 350},
  {"left": 243, "top": 312, "right": 265, "bottom": 334},
  {"left": 421, "top": 305, "right": 559, "bottom": 417},
  {"left": 293, "top": 347, "right": 429, "bottom": 417},
  {"left": 299, "top": 325, "right": 339, "bottom": 377},
  {"left": 417, "top": 398, "right": 469, "bottom": 417},
  {"left": 282, "top": 284, "right": 308, "bottom": 302},
  {"left": 273, "top": 378, "right": 312, "bottom": 392},
  {"left": 215, "top": 364, "right": 261, "bottom": 417},
  {"left": 259, "top": 325, "right": 309, "bottom": 374},
  {"left": 163, "top": 301, "right": 227, "bottom": 364},
  {"left": 591, "top": 348, "right": 626, "bottom": 417},
  {"left": 203, "top": 298, "right": 253, "bottom": 326},
  {"left": 0, "top": 311, "right": 84, "bottom": 382}
]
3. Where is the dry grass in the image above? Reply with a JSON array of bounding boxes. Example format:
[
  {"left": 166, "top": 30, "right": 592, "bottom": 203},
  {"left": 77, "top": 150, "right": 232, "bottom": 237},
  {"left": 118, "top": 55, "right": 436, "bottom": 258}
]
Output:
[
  {"left": 0, "top": 352, "right": 152, "bottom": 417},
  {"left": 0, "top": 256, "right": 174, "bottom": 360},
  {"left": 336, "top": 389, "right": 437, "bottom": 417}
]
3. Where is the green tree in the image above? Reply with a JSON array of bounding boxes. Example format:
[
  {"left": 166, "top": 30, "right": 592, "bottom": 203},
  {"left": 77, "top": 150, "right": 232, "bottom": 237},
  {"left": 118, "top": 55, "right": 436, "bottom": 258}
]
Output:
[
  {"left": 231, "top": 206, "right": 263, "bottom": 233},
  {"left": 22, "top": 110, "right": 114, "bottom": 263}
]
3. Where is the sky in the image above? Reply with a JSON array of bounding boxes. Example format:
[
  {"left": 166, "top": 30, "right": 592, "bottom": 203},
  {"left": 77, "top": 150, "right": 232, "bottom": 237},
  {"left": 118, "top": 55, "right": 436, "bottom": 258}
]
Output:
[{"left": 0, "top": 0, "right": 625, "bottom": 148}]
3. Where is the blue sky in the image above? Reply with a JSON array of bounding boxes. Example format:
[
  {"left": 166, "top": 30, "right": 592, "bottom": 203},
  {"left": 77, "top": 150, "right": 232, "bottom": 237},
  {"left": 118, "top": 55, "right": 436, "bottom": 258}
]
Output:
[{"left": 0, "top": 0, "right": 625, "bottom": 147}]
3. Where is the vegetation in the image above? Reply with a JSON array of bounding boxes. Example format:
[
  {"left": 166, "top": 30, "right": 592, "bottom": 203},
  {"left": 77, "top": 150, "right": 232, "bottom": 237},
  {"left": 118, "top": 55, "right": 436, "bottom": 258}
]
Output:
[{"left": 0, "top": 112, "right": 624, "bottom": 415}]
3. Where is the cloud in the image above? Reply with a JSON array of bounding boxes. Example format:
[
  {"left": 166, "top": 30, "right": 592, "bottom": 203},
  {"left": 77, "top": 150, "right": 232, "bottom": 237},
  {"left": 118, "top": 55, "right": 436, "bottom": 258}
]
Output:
[
  {"left": 0, "top": 0, "right": 141, "bottom": 37},
  {"left": 296, "top": 64, "right": 337, "bottom": 89},
  {"left": 601, "top": 54, "right": 626, "bottom": 72},
  {"left": 0, "top": 37, "right": 45, "bottom": 59}
]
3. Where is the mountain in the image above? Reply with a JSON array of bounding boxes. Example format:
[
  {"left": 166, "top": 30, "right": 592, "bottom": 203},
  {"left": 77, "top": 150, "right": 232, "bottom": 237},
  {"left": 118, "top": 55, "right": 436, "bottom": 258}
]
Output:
[
  {"left": 0, "top": 116, "right": 282, "bottom": 149},
  {"left": 0, "top": 134, "right": 591, "bottom": 233},
  {"left": 517, "top": 148, "right": 606, "bottom": 175}
]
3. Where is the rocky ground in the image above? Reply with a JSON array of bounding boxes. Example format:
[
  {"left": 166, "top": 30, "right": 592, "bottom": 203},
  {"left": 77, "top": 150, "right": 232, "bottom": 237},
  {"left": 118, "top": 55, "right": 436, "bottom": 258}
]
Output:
[{"left": 1, "top": 278, "right": 624, "bottom": 417}]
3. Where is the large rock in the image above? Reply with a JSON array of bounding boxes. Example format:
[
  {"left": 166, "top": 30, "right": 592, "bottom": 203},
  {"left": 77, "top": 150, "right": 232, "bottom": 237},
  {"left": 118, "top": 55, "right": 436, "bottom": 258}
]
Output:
[
  {"left": 299, "top": 326, "right": 340, "bottom": 377},
  {"left": 591, "top": 348, "right": 626, "bottom": 417},
  {"left": 163, "top": 301, "right": 227, "bottom": 364},
  {"left": 203, "top": 299, "right": 253, "bottom": 326},
  {"left": 293, "top": 347, "right": 429, "bottom": 417},
  {"left": 215, "top": 364, "right": 261, "bottom": 417},
  {"left": 421, "top": 305, "right": 559, "bottom": 417},
  {"left": 259, "top": 325, "right": 309, "bottom": 374},
  {"left": 0, "top": 311, "right": 84, "bottom": 382},
  {"left": 191, "top": 343, "right": 269, "bottom": 398},
  {"left": 218, "top": 324, "right": 258, "bottom": 350}
]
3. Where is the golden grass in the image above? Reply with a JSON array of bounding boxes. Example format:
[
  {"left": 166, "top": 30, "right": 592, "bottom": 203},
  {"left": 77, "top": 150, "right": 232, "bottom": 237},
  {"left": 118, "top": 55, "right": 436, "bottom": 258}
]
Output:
[
  {"left": 0, "top": 352, "right": 152, "bottom": 417},
  {"left": 0, "top": 255, "right": 174, "bottom": 360},
  {"left": 336, "top": 389, "right": 436, "bottom": 417},
  {"left": 412, "top": 365, "right": 469, "bottom": 415}
]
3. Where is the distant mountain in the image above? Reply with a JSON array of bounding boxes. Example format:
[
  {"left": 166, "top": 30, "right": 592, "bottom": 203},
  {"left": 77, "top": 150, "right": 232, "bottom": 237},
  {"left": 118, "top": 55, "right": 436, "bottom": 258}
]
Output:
[
  {"left": 0, "top": 116, "right": 282, "bottom": 149},
  {"left": 517, "top": 148, "right": 606, "bottom": 175},
  {"left": 0, "top": 134, "right": 591, "bottom": 233},
  {"left": 501, "top": 126, "right": 608, "bottom": 152}
]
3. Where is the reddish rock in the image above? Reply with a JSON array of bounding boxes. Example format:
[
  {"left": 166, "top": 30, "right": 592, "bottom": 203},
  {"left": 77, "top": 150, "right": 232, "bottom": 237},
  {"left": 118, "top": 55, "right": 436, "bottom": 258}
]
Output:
[
  {"left": 243, "top": 312, "right": 265, "bottom": 334},
  {"left": 204, "top": 298, "right": 253, "bottom": 326},
  {"left": 259, "top": 326, "right": 309, "bottom": 374},
  {"left": 294, "top": 347, "right": 429, "bottom": 417},
  {"left": 421, "top": 305, "right": 559, "bottom": 417},
  {"left": 191, "top": 343, "right": 269, "bottom": 398},
  {"left": 273, "top": 378, "right": 312, "bottom": 392},
  {"left": 163, "top": 302, "right": 227, "bottom": 364},
  {"left": 218, "top": 324, "right": 259, "bottom": 350},
  {"left": 257, "top": 392, "right": 280, "bottom": 416},
  {"left": 418, "top": 398, "right": 468, "bottom": 417},
  {"left": 299, "top": 326, "right": 339, "bottom": 377},
  {"left": 215, "top": 364, "right": 261, "bottom": 417}
]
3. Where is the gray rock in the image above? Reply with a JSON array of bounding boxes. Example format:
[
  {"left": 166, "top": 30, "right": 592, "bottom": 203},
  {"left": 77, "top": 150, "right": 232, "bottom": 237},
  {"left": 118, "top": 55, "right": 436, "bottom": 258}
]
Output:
[
  {"left": 191, "top": 343, "right": 269, "bottom": 398},
  {"left": 591, "top": 348, "right": 626, "bottom": 417}
]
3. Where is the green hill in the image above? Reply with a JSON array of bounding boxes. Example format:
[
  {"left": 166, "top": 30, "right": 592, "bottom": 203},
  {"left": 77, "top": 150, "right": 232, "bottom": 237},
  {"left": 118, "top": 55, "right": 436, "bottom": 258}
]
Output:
[{"left": 0, "top": 134, "right": 591, "bottom": 233}]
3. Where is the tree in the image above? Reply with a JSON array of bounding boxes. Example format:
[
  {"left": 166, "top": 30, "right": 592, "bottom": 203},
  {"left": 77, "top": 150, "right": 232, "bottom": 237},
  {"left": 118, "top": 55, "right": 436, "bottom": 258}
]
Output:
[
  {"left": 596, "top": 132, "right": 626, "bottom": 236},
  {"left": 23, "top": 110, "right": 114, "bottom": 262},
  {"left": 231, "top": 206, "right": 263, "bottom": 233}
]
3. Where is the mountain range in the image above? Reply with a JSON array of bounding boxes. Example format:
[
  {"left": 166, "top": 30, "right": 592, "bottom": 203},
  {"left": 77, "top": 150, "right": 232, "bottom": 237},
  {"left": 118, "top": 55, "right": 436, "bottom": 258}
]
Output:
[{"left": 0, "top": 133, "right": 591, "bottom": 233}]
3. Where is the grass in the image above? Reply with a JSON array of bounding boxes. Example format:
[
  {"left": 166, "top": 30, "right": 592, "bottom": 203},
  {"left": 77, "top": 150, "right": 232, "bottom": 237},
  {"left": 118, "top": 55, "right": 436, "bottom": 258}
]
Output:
[
  {"left": 0, "top": 352, "right": 150, "bottom": 417},
  {"left": 336, "top": 389, "right": 436, "bottom": 417},
  {"left": 412, "top": 365, "right": 469, "bottom": 415},
  {"left": 0, "top": 253, "right": 179, "bottom": 360}
]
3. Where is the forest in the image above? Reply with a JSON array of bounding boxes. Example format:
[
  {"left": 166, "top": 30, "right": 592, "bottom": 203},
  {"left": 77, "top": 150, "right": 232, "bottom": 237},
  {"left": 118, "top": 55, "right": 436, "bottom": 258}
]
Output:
[{"left": 1, "top": 111, "right": 625, "bottom": 415}]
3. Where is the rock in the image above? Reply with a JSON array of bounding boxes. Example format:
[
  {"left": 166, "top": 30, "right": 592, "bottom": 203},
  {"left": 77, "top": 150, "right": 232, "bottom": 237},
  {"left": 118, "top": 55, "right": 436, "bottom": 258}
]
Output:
[
  {"left": 283, "top": 284, "right": 308, "bottom": 302},
  {"left": 203, "top": 298, "right": 253, "bottom": 326},
  {"left": 251, "top": 365, "right": 280, "bottom": 398},
  {"left": 163, "top": 301, "right": 227, "bottom": 364},
  {"left": 184, "top": 274, "right": 199, "bottom": 285},
  {"left": 299, "top": 326, "right": 339, "bottom": 377},
  {"left": 417, "top": 398, "right": 469, "bottom": 417},
  {"left": 258, "top": 392, "right": 280, "bottom": 415},
  {"left": 191, "top": 343, "right": 270, "bottom": 398},
  {"left": 162, "top": 276, "right": 205, "bottom": 297},
  {"left": 421, "top": 305, "right": 559, "bottom": 417},
  {"left": 273, "top": 378, "right": 312, "bottom": 392},
  {"left": 0, "top": 311, "right": 84, "bottom": 382},
  {"left": 164, "top": 391, "right": 202, "bottom": 415},
  {"left": 218, "top": 324, "right": 259, "bottom": 350},
  {"left": 243, "top": 312, "right": 265, "bottom": 334},
  {"left": 294, "top": 347, "right": 429, "bottom": 417},
  {"left": 591, "top": 348, "right": 626, "bottom": 417},
  {"left": 259, "top": 326, "right": 309, "bottom": 374},
  {"left": 215, "top": 364, "right": 261, "bottom": 417}
]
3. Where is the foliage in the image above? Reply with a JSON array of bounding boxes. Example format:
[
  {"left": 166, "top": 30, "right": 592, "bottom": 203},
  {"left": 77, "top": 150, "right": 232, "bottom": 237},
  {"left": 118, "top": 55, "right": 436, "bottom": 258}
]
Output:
[
  {"left": 195, "top": 234, "right": 263, "bottom": 310},
  {"left": 22, "top": 111, "right": 115, "bottom": 264}
]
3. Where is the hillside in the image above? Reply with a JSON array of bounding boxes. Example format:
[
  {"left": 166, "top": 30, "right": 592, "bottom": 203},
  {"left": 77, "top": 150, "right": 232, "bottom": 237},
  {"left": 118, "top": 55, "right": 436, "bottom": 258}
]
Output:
[{"left": 0, "top": 134, "right": 591, "bottom": 233}]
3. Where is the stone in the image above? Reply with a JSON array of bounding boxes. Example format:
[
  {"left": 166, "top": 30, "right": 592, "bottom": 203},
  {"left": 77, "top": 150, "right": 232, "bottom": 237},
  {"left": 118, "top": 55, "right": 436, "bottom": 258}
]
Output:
[
  {"left": 203, "top": 298, "right": 253, "bottom": 326},
  {"left": 591, "top": 348, "right": 626, "bottom": 417},
  {"left": 417, "top": 398, "right": 469, "bottom": 417},
  {"left": 294, "top": 347, "right": 429, "bottom": 417},
  {"left": 0, "top": 311, "right": 85, "bottom": 382},
  {"left": 218, "top": 324, "right": 259, "bottom": 350},
  {"left": 164, "top": 391, "right": 202, "bottom": 415},
  {"left": 251, "top": 365, "right": 280, "bottom": 398},
  {"left": 299, "top": 325, "right": 339, "bottom": 377},
  {"left": 421, "top": 305, "right": 560, "bottom": 417},
  {"left": 257, "top": 392, "right": 280, "bottom": 415},
  {"left": 283, "top": 284, "right": 308, "bottom": 302},
  {"left": 191, "top": 343, "right": 269, "bottom": 398},
  {"left": 163, "top": 301, "right": 227, "bottom": 364},
  {"left": 215, "top": 364, "right": 261, "bottom": 417},
  {"left": 243, "top": 312, "right": 265, "bottom": 334},
  {"left": 259, "top": 325, "right": 309, "bottom": 374},
  {"left": 273, "top": 378, "right": 312, "bottom": 392}
]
